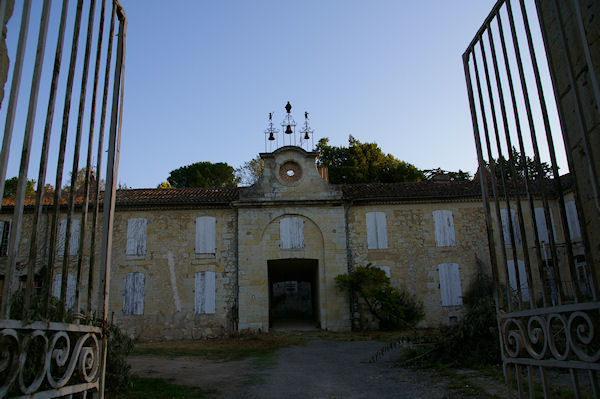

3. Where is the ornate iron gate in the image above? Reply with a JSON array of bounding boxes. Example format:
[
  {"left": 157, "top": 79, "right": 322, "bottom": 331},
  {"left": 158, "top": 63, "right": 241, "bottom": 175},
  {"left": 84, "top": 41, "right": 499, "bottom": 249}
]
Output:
[
  {"left": 0, "top": 0, "right": 126, "bottom": 397},
  {"left": 463, "top": 0, "right": 599, "bottom": 397}
]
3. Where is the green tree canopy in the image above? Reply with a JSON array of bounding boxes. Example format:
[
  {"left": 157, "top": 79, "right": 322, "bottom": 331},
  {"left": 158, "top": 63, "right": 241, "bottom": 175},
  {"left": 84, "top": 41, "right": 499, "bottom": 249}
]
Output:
[
  {"left": 235, "top": 155, "right": 264, "bottom": 186},
  {"left": 167, "top": 161, "right": 240, "bottom": 188},
  {"left": 423, "top": 168, "right": 472, "bottom": 181},
  {"left": 488, "top": 147, "right": 552, "bottom": 181},
  {"left": 316, "top": 136, "right": 425, "bottom": 184},
  {"left": 3, "top": 177, "right": 35, "bottom": 198},
  {"left": 157, "top": 181, "right": 172, "bottom": 189}
]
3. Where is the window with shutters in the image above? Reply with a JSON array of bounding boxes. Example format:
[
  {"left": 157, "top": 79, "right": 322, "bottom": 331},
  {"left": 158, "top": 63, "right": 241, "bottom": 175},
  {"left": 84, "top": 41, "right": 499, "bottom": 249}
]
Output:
[
  {"left": 57, "top": 219, "right": 80, "bottom": 256},
  {"left": 126, "top": 218, "right": 147, "bottom": 256},
  {"left": 280, "top": 217, "right": 304, "bottom": 249},
  {"left": 565, "top": 200, "right": 581, "bottom": 240},
  {"left": 375, "top": 265, "right": 391, "bottom": 279},
  {"left": 500, "top": 208, "right": 521, "bottom": 245},
  {"left": 507, "top": 259, "right": 530, "bottom": 302},
  {"left": 123, "top": 272, "right": 145, "bottom": 315},
  {"left": 0, "top": 221, "right": 10, "bottom": 257},
  {"left": 433, "top": 210, "right": 456, "bottom": 247},
  {"left": 196, "top": 216, "right": 216, "bottom": 254},
  {"left": 53, "top": 273, "right": 76, "bottom": 309},
  {"left": 438, "top": 263, "right": 462, "bottom": 307},
  {"left": 195, "top": 271, "right": 216, "bottom": 314},
  {"left": 366, "top": 212, "right": 388, "bottom": 249},
  {"left": 534, "top": 207, "right": 556, "bottom": 243}
]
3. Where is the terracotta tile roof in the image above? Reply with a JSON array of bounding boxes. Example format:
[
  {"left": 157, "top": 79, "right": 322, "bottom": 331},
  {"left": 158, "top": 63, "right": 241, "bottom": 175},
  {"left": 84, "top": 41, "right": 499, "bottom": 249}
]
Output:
[{"left": 341, "top": 181, "right": 482, "bottom": 200}]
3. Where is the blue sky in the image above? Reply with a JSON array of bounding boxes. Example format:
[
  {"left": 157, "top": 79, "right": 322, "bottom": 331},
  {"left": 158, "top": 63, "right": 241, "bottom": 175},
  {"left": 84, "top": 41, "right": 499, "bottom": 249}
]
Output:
[{"left": 4, "top": 1, "right": 515, "bottom": 188}]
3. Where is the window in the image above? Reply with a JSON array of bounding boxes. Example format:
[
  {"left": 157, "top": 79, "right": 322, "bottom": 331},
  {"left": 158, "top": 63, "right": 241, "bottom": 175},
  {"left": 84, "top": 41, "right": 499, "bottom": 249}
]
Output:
[
  {"left": 126, "top": 218, "right": 147, "bottom": 256},
  {"left": 534, "top": 207, "right": 555, "bottom": 243},
  {"left": 366, "top": 212, "right": 388, "bottom": 249},
  {"left": 123, "top": 272, "right": 145, "bottom": 315},
  {"left": 438, "top": 263, "right": 462, "bottom": 306},
  {"left": 375, "top": 265, "right": 391, "bottom": 279},
  {"left": 565, "top": 200, "right": 581, "bottom": 240},
  {"left": 433, "top": 210, "right": 456, "bottom": 247},
  {"left": 507, "top": 259, "right": 530, "bottom": 302},
  {"left": 500, "top": 209, "right": 521, "bottom": 245},
  {"left": 195, "top": 271, "right": 216, "bottom": 314},
  {"left": 195, "top": 216, "right": 216, "bottom": 254},
  {"left": 58, "top": 218, "right": 80, "bottom": 256},
  {"left": 53, "top": 273, "right": 76, "bottom": 309},
  {"left": 280, "top": 217, "right": 304, "bottom": 249},
  {"left": 0, "top": 221, "right": 10, "bottom": 257}
]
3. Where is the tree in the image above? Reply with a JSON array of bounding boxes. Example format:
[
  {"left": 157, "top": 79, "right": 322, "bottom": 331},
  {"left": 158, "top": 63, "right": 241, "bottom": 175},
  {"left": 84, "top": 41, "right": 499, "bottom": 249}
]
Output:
[
  {"left": 62, "top": 167, "right": 105, "bottom": 194},
  {"left": 157, "top": 181, "right": 172, "bottom": 189},
  {"left": 235, "top": 156, "right": 264, "bottom": 186},
  {"left": 167, "top": 161, "right": 240, "bottom": 188},
  {"left": 488, "top": 147, "right": 552, "bottom": 181},
  {"left": 316, "top": 136, "right": 425, "bottom": 184},
  {"left": 423, "top": 168, "right": 472, "bottom": 181},
  {"left": 3, "top": 176, "right": 35, "bottom": 198},
  {"left": 335, "top": 264, "right": 424, "bottom": 330}
]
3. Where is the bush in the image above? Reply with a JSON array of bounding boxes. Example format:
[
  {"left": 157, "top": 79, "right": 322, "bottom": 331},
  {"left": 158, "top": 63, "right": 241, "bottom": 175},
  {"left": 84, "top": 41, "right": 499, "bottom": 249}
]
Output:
[
  {"left": 335, "top": 264, "right": 424, "bottom": 330},
  {"left": 105, "top": 323, "right": 135, "bottom": 397}
]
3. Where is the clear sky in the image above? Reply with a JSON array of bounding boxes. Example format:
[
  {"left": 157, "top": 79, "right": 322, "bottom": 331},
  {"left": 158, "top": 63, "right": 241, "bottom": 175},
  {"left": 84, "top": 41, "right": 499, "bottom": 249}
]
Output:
[{"left": 4, "top": 1, "right": 511, "bottom": 188}]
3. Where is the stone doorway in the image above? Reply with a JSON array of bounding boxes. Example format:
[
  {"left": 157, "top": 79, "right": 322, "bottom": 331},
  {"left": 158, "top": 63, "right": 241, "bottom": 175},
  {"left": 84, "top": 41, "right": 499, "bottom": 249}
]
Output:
[{"left": 268, "top": 259, "right": 319, "bottom": 330}]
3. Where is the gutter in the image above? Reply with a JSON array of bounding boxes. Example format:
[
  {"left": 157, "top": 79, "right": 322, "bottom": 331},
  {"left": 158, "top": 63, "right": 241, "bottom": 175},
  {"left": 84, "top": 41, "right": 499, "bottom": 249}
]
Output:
[
  {"left": 344, "top": 199, "right": 357, "bottom": 330},
  {"left": 229, "top": 201, "right": 239, "bottom": 333}
]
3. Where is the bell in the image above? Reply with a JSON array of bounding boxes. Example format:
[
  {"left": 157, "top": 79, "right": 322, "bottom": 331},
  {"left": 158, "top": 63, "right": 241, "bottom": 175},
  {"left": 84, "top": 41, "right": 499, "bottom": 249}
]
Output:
[
  {"left": 268, "top": 132, "right": 275, "bottom": 141},
  {"left": 285, "top": 124, "right": 293, "bottom": 134},
  {"left": 304, "top": 131, "right": 310, "bottom": 140}
]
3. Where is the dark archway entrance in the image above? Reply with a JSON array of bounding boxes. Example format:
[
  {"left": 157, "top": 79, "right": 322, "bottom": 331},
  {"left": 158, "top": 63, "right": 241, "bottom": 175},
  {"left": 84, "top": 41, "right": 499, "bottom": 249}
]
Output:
[{"left": 268, "top": 259, "right": 319, "bottom": 330}]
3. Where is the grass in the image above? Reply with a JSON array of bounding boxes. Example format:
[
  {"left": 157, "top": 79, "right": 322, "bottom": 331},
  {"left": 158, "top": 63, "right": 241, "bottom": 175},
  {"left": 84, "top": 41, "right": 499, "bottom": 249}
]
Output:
[{"left": 114, "top": 377, "right": 217, "bottom": 399}]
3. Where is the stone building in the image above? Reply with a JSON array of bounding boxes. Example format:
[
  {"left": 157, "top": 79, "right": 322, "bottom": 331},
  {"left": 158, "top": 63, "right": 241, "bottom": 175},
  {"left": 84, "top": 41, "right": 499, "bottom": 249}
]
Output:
[{"left": 0, "top": 145, "right": 585, "bottom": 341}]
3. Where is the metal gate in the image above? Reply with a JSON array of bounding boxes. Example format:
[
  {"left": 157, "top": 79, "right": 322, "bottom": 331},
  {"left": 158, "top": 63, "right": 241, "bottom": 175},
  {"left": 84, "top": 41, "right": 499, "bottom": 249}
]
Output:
[
  {"left": 463, "top": 0, "right": 599, "bottom": 397},
  {"left": 0, "top": 0, "right": 126, "bottom": 397}
]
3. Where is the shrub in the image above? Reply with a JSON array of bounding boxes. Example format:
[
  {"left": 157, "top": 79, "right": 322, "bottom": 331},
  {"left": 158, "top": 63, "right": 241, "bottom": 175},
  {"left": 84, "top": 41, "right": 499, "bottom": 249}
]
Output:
[{"left": 335, "top": 264, "right": 424, "bottom": 330}]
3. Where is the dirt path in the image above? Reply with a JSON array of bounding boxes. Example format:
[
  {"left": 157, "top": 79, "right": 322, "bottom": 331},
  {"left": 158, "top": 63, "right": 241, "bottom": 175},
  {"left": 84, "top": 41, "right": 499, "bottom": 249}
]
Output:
[{"left": 129, "top": 339, "right": 505, "bottom": 398}]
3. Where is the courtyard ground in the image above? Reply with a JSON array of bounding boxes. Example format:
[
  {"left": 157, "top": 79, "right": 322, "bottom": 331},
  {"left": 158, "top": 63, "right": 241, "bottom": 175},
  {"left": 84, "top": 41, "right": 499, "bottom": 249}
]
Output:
[{"left": 127, "top": 331, "right": 507, "bottom": 398}]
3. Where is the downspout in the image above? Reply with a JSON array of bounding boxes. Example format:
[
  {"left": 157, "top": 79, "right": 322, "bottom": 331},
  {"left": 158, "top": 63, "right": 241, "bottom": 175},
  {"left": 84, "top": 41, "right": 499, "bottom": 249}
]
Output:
[
  {"left": 344, "top": 199, "right": 358, "bottom": 330},
  {"left": 229, "top": 202, "right": 239, "bottom": 333}
]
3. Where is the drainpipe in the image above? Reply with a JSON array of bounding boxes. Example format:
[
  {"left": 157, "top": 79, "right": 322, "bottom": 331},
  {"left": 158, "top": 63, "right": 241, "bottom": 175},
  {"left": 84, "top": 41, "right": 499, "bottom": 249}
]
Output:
[
  {"left": 229, "top": 202, "right": 239, "bottom": 333},
  {"left": 344, "top": 199, "right": 358, "bottom": 330}
]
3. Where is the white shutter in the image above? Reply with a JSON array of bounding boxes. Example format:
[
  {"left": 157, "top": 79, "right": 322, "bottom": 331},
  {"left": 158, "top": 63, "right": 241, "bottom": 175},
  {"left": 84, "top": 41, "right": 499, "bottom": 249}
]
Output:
[
  {"left": 133, "top": 273, "right": 145, "bottom": 315},
  {"left": 58, "top": 220, "right": 67, "bottom": 254},
  {"left": 433, "top": 210, "right": 456, "bottom": 247},
  {"left": 534, "top": 207, "right": 556, "bottom": 243},
  {"left": 195, "top": 271, "right": 216, "bottom": 314},
  {"left": 195, "top": 216, "right": 216, "bottom": 254},
  {"left": 565, "top": 201, "right": 581, "bottom": 240},
  {"left": 53, "top": 273, "right": 76, "bottom": 309},
  {"left": 123, "top": 273, "right": 134, "bottom": 315},
  {"left": 366, "top": 212, "right": 387, "bottom": 249},
  {"left": 280, "top": 217, "right": 304, "bottom": 249},
  {"left": 507, "top": 260, "right": 529, "bottom": 302},
  {"left": 438, "top": 263, "right": 462, "bottom": 306},
  {"left": 126, "top": 218, "right": 147, "bottom": 256},
  {"left": 500, "top": 209, "right": 521, "bottom": 245}
]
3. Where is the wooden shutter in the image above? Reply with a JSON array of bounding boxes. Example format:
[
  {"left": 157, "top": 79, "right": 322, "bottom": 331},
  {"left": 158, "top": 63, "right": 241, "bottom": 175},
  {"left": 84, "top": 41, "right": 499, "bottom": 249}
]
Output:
[
  {"left": 500, "top": 209, "right": 521, "bottom": 245},
  {"left": 123, "top": 272, "right": 145, "bottom": 315},
  {"left": 195, "top": 216, "right": 216, "bottom": 254},
  {"left": 53, "top": 274, "right": 76, "bottom": 309},
  {"left": 565, "top": 201, "right": 581, "bottom": 240},
  {"left": 438, "top": 263, "right": 462, "bottom": 306},
  {"left": 280, "top": 217, "right": 304, "bottom": 249},
  {"left": 507, "top": 260, "right": 530, "bottom": 302},
  {"left": 126, "top": 218, "right": 147, "bottom": 256},
  {"left": 195, "top": 271, "right": 216, "bottom": 314},
  {"left": 534, "top": 207, "right": 556, "bottom": 243},
  {"left": 433, "top": 210, "right": 456, "bottom": 247},
  {"left": 57, "top": 219, "right": 80, "bottom": 255},
  {"left": 0, "top": 221, "right": 9, "bottom": 256},
  {"left": 366, "top": 212, "right": 387, "bottom": 249}
]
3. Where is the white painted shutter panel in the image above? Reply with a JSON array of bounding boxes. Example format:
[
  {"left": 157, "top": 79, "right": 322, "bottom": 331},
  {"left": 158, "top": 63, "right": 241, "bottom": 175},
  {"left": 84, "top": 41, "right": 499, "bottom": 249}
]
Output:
[
  {"left": 280, "top": 217, "right": 304, "bottom": 249},
  {"left": 53, "top": 274, "right": 76, "bottom": 309},
  {"left": 565, "top": 201, "right": 581, "bottom": 240},
  {"left": 123, "top": 273, "right": 134, "bottom": 315},
  {"left": 57, "top": 220, "right": 67, "bottom": 254},
  {"left": 195, "top": 271, "right": 216, "bottom": 314},
  {"left": 196, "top": 216, "right": 216, "bottom": 254},
  {"left": 126, "top": 218, "right": 147, "bottom": 256},
  {"left": 507, "top": 260, "right": 529, "bottom": 302},
  {"left": 534, "top": 207, "right": 556, "bottom": 243},
  {"left": 433, "top": 210, "right": 456, "bottom": 247},
  {"left": 133, "top": 273, "right": 145, "bottom": 315},
  {"left": 500, "top": 209, "right": 521, "bottom": 245},
  {"left": 438, "top": 263, "right": 462, "bottom": 306},
  {"left": 366, "top": 212, "right": 378, "bottom": 249},
  {"left": 69, "top": 219, "right": 80, "bottom": 255},
  {"left": 375, "top": 212, "right": 388, "bottom": 249}
]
